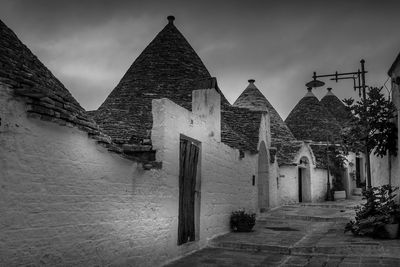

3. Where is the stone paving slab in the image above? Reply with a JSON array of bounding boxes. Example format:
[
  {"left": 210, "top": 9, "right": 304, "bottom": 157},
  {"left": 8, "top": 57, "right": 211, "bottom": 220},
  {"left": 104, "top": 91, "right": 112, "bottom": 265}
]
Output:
[
  {"left": 165, "top": 247, "right": 400, "bottom": 266},
  {"left": 165, "top": 200, "right": 400, "bottom": 266},
  {"left": 258, "top": 205, "right": 357, "bottom": 222},
  {"left": 210, "top": 219, "right": 332, "bottom": 252},
  {"left": 164, "top": 247, "right": 288, "bottom": 267}
]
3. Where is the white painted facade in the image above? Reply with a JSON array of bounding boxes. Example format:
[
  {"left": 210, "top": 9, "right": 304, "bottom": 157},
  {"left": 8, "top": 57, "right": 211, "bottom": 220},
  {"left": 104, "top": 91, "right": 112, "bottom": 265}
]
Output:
[
  {"left": 277, "top": 143, "right": 332, "bottom": 204},
  {"left": 370, "top": 58, "right": 400, "bottom": 191},
  {"left": 0, "top": 84, "right": 269, "bottom": 266}
]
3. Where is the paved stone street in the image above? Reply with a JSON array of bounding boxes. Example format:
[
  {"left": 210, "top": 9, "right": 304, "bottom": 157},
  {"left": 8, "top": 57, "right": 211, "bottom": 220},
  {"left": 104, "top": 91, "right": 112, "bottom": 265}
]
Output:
[{"left": 165, "top": 199, "right": 400, "bottom": 266}]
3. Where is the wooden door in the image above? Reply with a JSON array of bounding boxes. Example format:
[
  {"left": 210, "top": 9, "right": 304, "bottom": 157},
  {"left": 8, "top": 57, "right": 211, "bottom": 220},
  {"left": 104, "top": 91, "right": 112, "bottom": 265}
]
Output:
[
  {"left": 298, "top": 168, "right": 303, "bottom": 202},
  {"left": 356, "top": 157, "right": 361, "bottom": 187},
  {"left": 178, "top": 138, "right": 199, "bottom": 245}
]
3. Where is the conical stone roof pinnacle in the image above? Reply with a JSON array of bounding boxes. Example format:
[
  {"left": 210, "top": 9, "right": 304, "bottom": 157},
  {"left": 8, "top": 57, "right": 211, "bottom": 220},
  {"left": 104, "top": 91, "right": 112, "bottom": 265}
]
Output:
[
  {"left": 93, "top": 16, "right": 230, "bottom": 144},
  {"left": 320, "top": 87, "right": 352, "bottom": 125},
  {"left": 285, "top": 87, "right": 341, "bottom": 142},
  {"left": 305, "top": 87, "right": 316, "bottom": 97},
  {"left": 233, "top": 79, "right": 296, "bottom": 143}
]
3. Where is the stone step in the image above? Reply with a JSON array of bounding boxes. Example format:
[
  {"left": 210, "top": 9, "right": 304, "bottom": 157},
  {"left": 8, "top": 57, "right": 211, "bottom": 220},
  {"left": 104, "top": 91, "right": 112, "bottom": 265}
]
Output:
[
  {"left": 209, "top": 240, "right": 290, "bottom": 254},
  {"left": 291, "top": 243, "right": 400, "bottom": 258},
  {"left": 257, "top": 214, "right": 350, "bottom": 222},
  {"left": 295, "top": 203, "right": 360, "bottom": 209},
  {"left": 210, "top": 241, "right": 400, "bottom": 259}
]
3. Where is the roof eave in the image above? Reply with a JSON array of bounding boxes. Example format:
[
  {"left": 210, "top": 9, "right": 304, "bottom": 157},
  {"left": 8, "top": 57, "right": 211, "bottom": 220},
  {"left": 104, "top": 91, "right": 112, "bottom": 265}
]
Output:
[{"left": 388, "top": 51, "right": 400, "bottom": 76}]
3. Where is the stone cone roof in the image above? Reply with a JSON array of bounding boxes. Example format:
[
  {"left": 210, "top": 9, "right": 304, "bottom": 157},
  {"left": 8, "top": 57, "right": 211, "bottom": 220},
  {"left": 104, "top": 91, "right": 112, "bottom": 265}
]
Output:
[
  {"left": 0, "top": 19, "right": 100, "bottom": 135},
  {"left": 320, "top": 88, "right": 352, "bottom": 125},
  {"left": 285, "top": 88, "right": 341, "bottom": 142},
  {"left": 233, "top": 79, "right": 296, "bottom": 144},
  {"left": 221, "top": 105, "right": 265, "bottom": 153},
  {"left": 92, "top": 16, "right": 230, "bottom": 144}
]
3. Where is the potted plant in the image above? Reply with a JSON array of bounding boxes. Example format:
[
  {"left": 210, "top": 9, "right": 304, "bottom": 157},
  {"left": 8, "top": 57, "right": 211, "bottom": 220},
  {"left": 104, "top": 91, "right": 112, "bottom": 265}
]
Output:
[
  {"left": 230, "top": 209, "right": 256, "bottom": 232},
  {"left": 345, "top": 185, "right": 400, "bottom": 239},
  {"left": 332, "top": 177, "right": 346, "bottom": 200}
]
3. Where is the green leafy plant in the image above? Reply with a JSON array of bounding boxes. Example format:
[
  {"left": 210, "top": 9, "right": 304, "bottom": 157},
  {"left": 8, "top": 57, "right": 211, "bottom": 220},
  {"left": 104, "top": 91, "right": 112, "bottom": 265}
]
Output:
[
  {"left": 341, "top": 87, "right": 398, "bottom": 188},
  {"left": 342, "top": 87, "right": 398, "bottom": 157},
  {"left": 326, "top": 144, "right": 347, "bottom": 192},
  {"left": 230, "top": 209, "right": 256, "bottom": 232},
  {"left": 345, "top": 185, "right": 400, "bottom": 238}
]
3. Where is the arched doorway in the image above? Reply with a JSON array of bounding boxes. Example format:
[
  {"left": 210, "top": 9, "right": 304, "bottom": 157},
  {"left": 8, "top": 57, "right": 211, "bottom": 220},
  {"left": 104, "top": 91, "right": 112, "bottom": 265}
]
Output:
[
  {"left": 298, "top": 157, "right": 311, "bottom": 202},
  {"left": 258, "top": 141, "right": 270, "bottom": 211}
]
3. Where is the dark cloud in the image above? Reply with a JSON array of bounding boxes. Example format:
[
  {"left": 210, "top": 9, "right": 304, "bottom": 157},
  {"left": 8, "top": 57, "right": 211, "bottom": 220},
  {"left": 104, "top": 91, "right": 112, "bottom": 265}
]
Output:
[{"left": 1, "top": 0, "right": 399, "bottom": 117}]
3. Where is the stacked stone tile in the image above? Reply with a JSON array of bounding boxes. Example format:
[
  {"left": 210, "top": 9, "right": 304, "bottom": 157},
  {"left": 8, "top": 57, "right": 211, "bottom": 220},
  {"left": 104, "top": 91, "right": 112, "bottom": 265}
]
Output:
[
  {"left": 90, "top": 16, "right": 260, "bottom": 153},
  {"left": 233, "top": 79, "right": 303, "bottom": 165},
  {"left": 388, "top": 51, "right": 400, "bottom": 76},
  {"left": 90, "top": 16, "right": 232, "bottom": 145},
  {"left": 0, "top": 19, "right": 113, "bottom": 144},
  {"left": 234, "top": 79, "right": 296, "bottom": 144},
  {"left": 222, "top": 105, "right": 264, "bottom": 153},
  {"left": 320, "top": 88, "right": 352, "bottom": 125},
  {"left": 285, "top": 88, "right": 341, "bottom": 143},
  {"left": 309, "top": 144, "right": 330, "bottom": 168}
]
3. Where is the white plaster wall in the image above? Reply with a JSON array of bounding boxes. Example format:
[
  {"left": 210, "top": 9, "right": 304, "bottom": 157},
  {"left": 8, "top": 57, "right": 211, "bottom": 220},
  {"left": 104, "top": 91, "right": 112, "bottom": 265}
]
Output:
[
  {"left": 0, "top": 83, "right": 173, "bottom": 267},
  {"left": 369, "top": 62, "right": 400, "bottom": 191},
  {"left": 257, "top": 113, "right": 279, "bottom": 209},
  {"left": 370, "top": 153, "right": 390, "bottom": 187},
  {"left": 277, "top": 166, "right": 298, "bottom": 205},
  {"left": 0, "top": 85, "right": 259, "bottom": 266},
  {"left": 344, "top": 153, "right": 356, "bottom": 195},
  {"left": 278, "top": 166, "right": 330, "bottom": 204},
  {"left": 268, "top": 161, "right": 279, "bottom": 208},
  {"left": 277, "top": 143, "right": 331, "bottom": 204},
  {"left": 152, "top": 95, "right": 258, "bottom": 252},
  {"left": 310, "top": 168, "right": 330, "bottom": 202}
]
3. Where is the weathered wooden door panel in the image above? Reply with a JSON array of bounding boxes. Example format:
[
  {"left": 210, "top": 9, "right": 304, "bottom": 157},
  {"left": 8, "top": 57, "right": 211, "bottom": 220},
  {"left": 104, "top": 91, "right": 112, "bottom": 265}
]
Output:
[{"left": 178, "top": 138, "right": 199, "bottom": 245}]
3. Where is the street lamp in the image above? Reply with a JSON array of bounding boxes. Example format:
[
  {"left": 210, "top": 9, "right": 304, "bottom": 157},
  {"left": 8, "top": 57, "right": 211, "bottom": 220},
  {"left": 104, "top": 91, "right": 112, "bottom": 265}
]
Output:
[{"left": 306, "top": 59, "right": 371, "bottom": 189}]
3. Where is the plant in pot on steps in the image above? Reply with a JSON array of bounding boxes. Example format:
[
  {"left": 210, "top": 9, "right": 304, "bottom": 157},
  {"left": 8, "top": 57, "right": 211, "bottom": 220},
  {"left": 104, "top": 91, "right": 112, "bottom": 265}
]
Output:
[
  {"left": 332, "top": 176, "right": 346, "bottom": 200},
  {"left": 230, "top": 209, "right": 256, "bottom": 232},
  {"left": 345, "top": 184, "right": 400, "bottom": 239}
]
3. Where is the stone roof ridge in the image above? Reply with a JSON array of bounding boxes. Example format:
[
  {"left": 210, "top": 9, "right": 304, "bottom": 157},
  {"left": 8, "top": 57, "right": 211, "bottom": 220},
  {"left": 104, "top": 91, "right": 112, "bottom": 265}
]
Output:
[
  {"left": 388, "top": 51, "right": 400, "bottom": 76},
  {"left": 273, "top": 140, "right": 304, "bottom": 166},
  {"left": 0, "top": 19, "right": 103, "bottom": 134},
  {"left": 0, "top": 19, "right": 153, "bottom": 164}
]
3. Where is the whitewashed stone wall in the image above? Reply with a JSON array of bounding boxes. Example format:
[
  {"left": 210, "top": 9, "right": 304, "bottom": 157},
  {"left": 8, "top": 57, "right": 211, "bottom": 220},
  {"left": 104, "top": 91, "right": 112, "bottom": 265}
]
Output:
[
  {"left": 370, "top": 60, "right": 400, "bottom": 191},
  {"left": 311, "top": 168, "right": 330, "bottom": 202},
  {"left": 152, "top": 89, "right": 260, "bottom": 255},
  {"left": 277, "top": 144, "right": 331, "bottom": 204},
  {"left": 0, "top": 85, "right": 261, "bottom": 266},
  {"left": 278, "top": 166, "right": 299, "bottom": 205}
]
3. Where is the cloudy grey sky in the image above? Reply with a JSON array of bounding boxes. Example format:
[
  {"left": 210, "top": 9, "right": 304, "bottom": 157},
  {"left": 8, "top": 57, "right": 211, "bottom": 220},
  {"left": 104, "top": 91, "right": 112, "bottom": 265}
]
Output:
[{"left": 1, "top": 0, "right": 399, "bottom": 119}]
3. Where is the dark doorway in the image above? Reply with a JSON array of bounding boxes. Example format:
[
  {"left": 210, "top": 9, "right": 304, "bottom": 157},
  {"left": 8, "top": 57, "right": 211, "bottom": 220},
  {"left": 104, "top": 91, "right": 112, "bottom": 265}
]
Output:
[
  {"left": 178, "top": 138, "right": 200, "bottom": 245},
  {"left": 298, "top": 168, "right": 303, "bottom": 202},
  {"left": 356, "top": 157, "right": 361, "bottom": 187}
]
